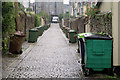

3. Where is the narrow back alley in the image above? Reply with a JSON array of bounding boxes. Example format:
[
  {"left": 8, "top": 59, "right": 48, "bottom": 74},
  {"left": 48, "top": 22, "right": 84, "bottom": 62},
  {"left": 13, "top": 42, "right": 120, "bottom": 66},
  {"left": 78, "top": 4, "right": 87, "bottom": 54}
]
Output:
[{"left": 3, "top": 23, "right": 82, "bottom": 78}]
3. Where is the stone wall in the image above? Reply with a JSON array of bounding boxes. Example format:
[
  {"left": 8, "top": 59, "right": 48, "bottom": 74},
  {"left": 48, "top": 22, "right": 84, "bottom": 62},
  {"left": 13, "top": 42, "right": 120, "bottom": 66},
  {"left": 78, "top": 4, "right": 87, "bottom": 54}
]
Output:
[
  {"left": 70, "top": 19, "right": 78, "bottom": 32},
  {"left": 89, "top": 12, "right": 112, "bottom": 36},
  {"left": 63, "top": 17, "right": 86, "bottom": 33},
  {"left": 19, "top": 13, "right": 46, "bottom": 41},
  {"left": 19, "top": 12, "right": 36, "bottom": 41},
  {"left": 26, "top": 14, "right": 35, "bottom": 40},
  {"left": 70, "top": 17, "right": 85, "bottom": 33},
  {"left": 64, "top": 19, "right": 69, "bottom": 27},
  {"left": 77, "top": 17, "right": 85, "bottom": 33}
]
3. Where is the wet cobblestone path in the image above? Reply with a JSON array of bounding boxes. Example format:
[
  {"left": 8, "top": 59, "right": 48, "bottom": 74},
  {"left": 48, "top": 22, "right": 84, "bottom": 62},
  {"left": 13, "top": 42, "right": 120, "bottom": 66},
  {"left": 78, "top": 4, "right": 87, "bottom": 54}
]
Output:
[{"left": 3, "top": 23, "right": 82, "bottom": 78}]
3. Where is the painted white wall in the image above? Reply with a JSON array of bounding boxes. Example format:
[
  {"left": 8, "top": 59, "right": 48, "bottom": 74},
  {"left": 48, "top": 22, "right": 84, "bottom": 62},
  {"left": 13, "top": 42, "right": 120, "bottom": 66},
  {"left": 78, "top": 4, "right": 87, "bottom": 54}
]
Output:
[
  {"left": 112, "top": 2, "right": 119, "bottom": 66},
  {"left": 99, "top": 2, "right": 112, "bottom": 12},
  {"left": 112, "top": 2, "right": 120, "bottom": 66}
]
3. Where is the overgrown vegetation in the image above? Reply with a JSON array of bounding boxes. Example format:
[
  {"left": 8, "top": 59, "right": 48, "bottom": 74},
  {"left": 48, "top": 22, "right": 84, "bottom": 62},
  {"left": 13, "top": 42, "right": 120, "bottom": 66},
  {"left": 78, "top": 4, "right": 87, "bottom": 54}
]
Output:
[
  {"left": 64, "top": 11, "right": 70, "bottom": 19},
  {"left": 26, "top": 8, "right": 32, "bottom": 11},
  {"left": 35, "top": 14, "right": 40, "bottom": 27},
  {"left": 18, "top": 2, "right": 25, "bottom": 11},
  {"left": 85, "top": 2, "right": 112, "bottom": 35},
  {"left": 58, "top": 14, "right": 63, "bottom": 21},
  {"left": 85, "top": 3, "right": 100, "bottom": 17},
  {"left": 2, "top": 2, "right": 16, "bottom": 53},
  {"left": 2, "top": 2, "right": 26, "bottom": 53},
  {"left": 39, "top": 11, "right": 43, "bottom": 17},
  {"left": 39, "top": 11, "right": 51, "bottom": 24}
]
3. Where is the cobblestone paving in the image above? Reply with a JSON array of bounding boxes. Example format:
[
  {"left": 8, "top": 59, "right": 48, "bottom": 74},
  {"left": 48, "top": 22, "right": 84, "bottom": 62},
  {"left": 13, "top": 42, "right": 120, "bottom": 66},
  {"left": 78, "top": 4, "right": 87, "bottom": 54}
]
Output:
[{"left": 3, "top": 23, "right": 82, "bottom": 78}]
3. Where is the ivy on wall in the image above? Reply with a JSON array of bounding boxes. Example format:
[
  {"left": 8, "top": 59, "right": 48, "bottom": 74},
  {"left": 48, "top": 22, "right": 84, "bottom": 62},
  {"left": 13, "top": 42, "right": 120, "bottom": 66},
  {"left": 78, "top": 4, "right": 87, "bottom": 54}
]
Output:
[
  {"left": 35, "top": 14, "right": 40, "bottom": 27},
  {"left": 2, "top": 2, "right": 15, "bottom": 37},
  {"left": 2, "top": 2, "right": 16, "bottom": 53},
  {"left": 39, "top": 11, "right": 51, "bottom": 24},
  {"left": 85, "top": 3, "right": 112, "bottom": 36},
  {"left": 89, "top": 12, "right": 112, "bottom": 36},
  {"left": 2, "top": 2, "right": 26, "bottom": 53}
]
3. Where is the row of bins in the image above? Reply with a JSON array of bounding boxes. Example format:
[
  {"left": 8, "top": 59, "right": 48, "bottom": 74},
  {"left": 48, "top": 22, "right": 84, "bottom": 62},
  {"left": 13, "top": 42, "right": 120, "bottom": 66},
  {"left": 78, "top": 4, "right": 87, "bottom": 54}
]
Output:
[
  {"left": 9, "top": 24, "right": 50, "bottom": 54},
  {"left": 28, "top": 24, "right": 50, "bottom": 43},
  {"left": 61, "top": 26, "right": 77, "bottom": 43},
  {"left": 28, "top": 28, "right": 39, "bottom": 43},
  {"left": 68, "top": 30, "right": 77, "bottom": 43},
  {"left": 77, "top": 33, "right": 113, "bottom": 76}
]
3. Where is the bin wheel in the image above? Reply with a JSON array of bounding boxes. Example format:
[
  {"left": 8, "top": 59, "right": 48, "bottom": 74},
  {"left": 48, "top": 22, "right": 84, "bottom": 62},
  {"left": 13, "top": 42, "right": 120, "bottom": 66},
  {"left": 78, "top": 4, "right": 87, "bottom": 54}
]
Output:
[
  {"left": 69, "top": 41, "right": 71, "bottom": 43},
  {"left": 77, "top": 48, "right": 80, "bottom": 53},
  {"left": 107, "top": 68, "right": 113, "bottom": 76},
  {"left": 113, "top": 67, "right": 120, "bottom": 77},
  {"left": 84, "top": 68, "right": 90, "bottom": 76},
  {"left": 20, "top": 49, "right": 23, "bottom": 54},
  {"left": 82, "top": 65, "right": 90, "bottom": 76},
  {"left": 14, "top": 49, "right": 23, "bottom": 54}
]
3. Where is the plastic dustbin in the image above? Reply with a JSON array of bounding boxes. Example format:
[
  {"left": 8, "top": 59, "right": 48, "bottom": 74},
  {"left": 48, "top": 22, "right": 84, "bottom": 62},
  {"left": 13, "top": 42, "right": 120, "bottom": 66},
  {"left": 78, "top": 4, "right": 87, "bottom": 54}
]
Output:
[
  {"left": 47, "top": 24, "right": 50, "bottom": 29},
  {"left": 48, "top": 23, "right": 50, "bottom": 28},
  {"left": 80, "top": 33, "right": 113, "bottom": 76},
  {"left": 9, "top": 31, "right": 25, "bottom": 54},
  {"left": 44, "top": 25, "right": 48, "bottom": 30},
  {"left": 77, "top": 33, "right": 89, "bottom": 64},
  {"left": 28, "top": 28, "right": 39, "bottom": 43},
  {"left": 41, "top": 26, "right": 44, "bottom": 33},
  {"left": 36, "top": 26, "right": 43, "bottom": 36},
  {"left": 68, "top": 30, "right": 77, "bottom": 43},
  {"left": 65, "top": 27, "right": 70, "bottom": 38},
  {"left": 36, "top": 26, "right": 41, "bottom": 36},
  {"left": 62, "top": 26, "right": 66, "bottom": 33}
]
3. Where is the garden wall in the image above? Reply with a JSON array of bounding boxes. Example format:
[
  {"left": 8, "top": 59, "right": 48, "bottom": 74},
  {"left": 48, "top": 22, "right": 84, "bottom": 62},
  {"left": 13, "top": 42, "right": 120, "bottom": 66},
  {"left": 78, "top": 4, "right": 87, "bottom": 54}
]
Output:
[
  {"left": 88, "top": 12, "right": 112, "bottom": 36},
  {"left": 70, "top": 17, "right": 85, "bottom": 33},
  {"left": 77, "top": 17, "right": 85, "bottom": 33},
  {"left": 64, "top": 19, "right": 69, "bottom": 27},
  {"left": 19, "top": 12, "right": 35, "bottom": 40}
]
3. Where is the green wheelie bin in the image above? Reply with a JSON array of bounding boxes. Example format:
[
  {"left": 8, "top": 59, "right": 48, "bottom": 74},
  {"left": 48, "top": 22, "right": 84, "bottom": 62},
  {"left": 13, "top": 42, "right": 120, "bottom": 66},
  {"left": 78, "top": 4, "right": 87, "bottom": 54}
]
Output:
[
  {"left": 68, "top": 30, "right": 77, "bottom": 43},
  {"left": 44, "top": 25, "right": 48, "bottom": 30},
  {"left": 81, "top": 33, "right": 113, "bottom": 76},
  {"left": 28, "top": 28, "right": 39, "bottom": 43},
  {"left": 65, "top": 27, "right": 70, "bottom": 38},
  {"left": 36, "top": 26, "right": 43, "bottom": 36}
]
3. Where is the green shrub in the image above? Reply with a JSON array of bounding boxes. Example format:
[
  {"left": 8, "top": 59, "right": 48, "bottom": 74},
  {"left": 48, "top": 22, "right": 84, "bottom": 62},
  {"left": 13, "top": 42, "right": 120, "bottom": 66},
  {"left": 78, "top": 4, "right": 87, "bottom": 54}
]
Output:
[
  {"left": 26, "top": 8, "right": 32, "bottom": 11},
  {"left": 64, "top": 11, "right": 70, "bottom": 19},
  {"left": 45, "top": 13, "right": 51, "bottom": 23},
  {"left": 2, "top": 2, "right": 16, "bottom": 53},
  {"left": 35, "top": 14, "right": 40, "bottom": 27},
  {"left": 58, "top": 14, "right": 63, "bottom": 21},
  {"left": 39, "top": 11, "right": 43, "bottom": 17}
]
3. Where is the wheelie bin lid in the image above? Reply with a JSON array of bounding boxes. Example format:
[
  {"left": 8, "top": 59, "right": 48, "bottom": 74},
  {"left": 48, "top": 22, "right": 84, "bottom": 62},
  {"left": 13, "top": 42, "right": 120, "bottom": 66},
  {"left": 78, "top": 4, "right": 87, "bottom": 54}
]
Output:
[
  {"left": 84, "top": 33, "right": 112, "bottom": 40},
  {"left": 78, "top": 33, "right": 90, "bottom": 38},
  {"left": 36, "top": 26, "right": 41, "bottom": 28},
  {"left": 69, "top": 30, "right": 76, "bottom": 33},
  {"left": 14, "top": 31, "right": 25, "bottom": 37},
  {"left": 29, "top": 28, "right": 39, "bottom": 32}
]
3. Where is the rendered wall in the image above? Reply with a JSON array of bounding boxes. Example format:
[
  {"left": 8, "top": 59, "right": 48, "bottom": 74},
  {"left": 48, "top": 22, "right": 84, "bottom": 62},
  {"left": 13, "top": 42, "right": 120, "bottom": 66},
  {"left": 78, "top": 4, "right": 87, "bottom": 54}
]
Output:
[
  {"left": 99, "top": 2, "right": 112, "bottom": 12},
  {"left": 112, "top": 2, "right": 120, "bottom": 66}
]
